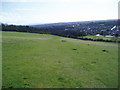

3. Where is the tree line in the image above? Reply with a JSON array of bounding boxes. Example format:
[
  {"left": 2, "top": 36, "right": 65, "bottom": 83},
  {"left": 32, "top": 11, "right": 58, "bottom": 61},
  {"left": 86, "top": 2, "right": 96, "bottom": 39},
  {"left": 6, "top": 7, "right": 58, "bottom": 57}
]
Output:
[{"left": 1, "top": 24, "right": 120, "bottom": 43}]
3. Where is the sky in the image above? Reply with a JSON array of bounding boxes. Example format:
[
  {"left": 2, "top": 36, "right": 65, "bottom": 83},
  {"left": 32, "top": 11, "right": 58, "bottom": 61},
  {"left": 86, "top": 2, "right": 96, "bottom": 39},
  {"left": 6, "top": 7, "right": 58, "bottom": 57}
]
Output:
[{"left": 0, "top": 0, "right": 119, "bottom": 25}]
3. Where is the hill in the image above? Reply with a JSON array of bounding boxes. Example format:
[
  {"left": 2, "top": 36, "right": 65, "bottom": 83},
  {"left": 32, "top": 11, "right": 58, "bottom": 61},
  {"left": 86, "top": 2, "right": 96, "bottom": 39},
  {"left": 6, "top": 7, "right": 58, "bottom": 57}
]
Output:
[
  {"left": 2, "top": 31, "right": 118, "bottom": 88},
  {"left": 2, "top": 19, "right": 120, "bottom": 42},
  {"left": 31, "top": 19, "right": 119, "bottom": 36}
]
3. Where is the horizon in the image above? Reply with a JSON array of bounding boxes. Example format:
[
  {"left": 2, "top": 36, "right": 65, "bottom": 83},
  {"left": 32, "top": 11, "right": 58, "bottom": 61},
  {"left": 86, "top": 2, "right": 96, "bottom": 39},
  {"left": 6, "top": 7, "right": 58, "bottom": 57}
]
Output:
[
  {"left": 1, "top": 0, "right": 119, "bottom": 25},
  {"left": 2, "top": 19, "right": 117, "bottom": 26}
]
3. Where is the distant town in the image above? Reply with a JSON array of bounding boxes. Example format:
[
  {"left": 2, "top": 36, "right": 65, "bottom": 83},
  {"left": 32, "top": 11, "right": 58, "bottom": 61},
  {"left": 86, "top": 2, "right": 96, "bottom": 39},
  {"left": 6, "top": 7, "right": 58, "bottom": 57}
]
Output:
[{"left": 1, "top": 19, "right": 120, "bottom": 42}]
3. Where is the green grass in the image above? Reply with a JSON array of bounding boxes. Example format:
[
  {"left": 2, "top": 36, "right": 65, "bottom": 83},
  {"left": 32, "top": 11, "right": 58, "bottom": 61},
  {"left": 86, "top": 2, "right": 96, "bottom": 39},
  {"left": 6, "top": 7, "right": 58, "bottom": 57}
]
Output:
[
  {"left": 79, "top": 35, "right": 120, "bottom": 42},
  {"left": 2, "top": 31, "right": 118, "bottom": 88}
]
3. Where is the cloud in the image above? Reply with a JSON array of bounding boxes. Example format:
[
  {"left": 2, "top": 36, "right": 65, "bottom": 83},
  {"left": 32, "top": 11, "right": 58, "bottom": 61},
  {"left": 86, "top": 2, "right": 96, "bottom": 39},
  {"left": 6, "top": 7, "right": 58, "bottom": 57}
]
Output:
[
  {"left": 0, "top": 0, "right": 118, "bottom": 25},
  {"left": 1, "top": 0, "right": 63, "bottom": 2},
  {"left": 1, "top": 0, "right": 119, "bottom": 5},
  {"left": 1, "top": 0, "right": 118, "bottom": 2},
  {"left": 15, "top": 8, "right": 34, "bottom": 11},
  {"left": 0, "top": 12, "right": 26, "bottom": 25}
]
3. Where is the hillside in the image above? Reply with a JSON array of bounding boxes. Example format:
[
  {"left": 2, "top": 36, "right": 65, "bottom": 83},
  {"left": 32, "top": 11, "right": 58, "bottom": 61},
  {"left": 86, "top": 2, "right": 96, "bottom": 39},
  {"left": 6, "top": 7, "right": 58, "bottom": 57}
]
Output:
[
  {"left": 2, "top": 31, "right": 118, "bottom": 88},
  {"left": 31, "top": 19, "right": 119, "bottom": 36},
  {"left": 2, "top": 19, "right": 120, "bottom": 43}
]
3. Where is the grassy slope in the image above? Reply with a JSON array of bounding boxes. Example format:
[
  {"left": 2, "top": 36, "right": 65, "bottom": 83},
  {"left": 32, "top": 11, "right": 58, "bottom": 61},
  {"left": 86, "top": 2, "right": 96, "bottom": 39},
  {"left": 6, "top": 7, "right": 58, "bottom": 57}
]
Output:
[
  {"left": 80, "top": 35, "right": 120, "bottom": 42},
  {"left": 2, "top": 31, "right": 118, "bottom": 88}
]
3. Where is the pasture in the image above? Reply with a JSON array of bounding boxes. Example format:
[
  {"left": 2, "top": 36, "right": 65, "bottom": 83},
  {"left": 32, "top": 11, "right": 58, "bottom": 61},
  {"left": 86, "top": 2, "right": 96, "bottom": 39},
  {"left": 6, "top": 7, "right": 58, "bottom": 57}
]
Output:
[
  {"left": 2, "top": 31, "right": 118, "bottom": 88},
  {"left": 80, "top": 35, "right": 120, "bottom": 42}
]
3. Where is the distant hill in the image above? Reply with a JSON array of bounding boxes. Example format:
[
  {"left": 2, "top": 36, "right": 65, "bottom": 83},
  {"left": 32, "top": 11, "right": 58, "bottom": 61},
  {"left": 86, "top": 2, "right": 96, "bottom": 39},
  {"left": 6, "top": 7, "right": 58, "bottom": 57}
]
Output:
[
  {"left": 2, "top": 19, "right": 120, "bottom": 41},
  {"left": 30, "top": 19, "right": 119, "bottom": 36},
  {"left": 31, "top": 19, "right": 118, "bottom": 29}
]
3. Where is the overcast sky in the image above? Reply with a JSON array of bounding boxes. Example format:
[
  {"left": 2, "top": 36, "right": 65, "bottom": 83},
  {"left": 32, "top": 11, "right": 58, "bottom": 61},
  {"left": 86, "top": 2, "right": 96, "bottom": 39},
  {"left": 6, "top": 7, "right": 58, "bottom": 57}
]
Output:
[{"left": 0, "top": 0, "right": 119, "bottom": 25}]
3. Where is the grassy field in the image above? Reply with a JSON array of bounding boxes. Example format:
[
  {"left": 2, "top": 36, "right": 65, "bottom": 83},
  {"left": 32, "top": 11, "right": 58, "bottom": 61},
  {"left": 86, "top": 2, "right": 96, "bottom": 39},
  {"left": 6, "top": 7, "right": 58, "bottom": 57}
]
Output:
[
  {"left": 79, "top": 35, "right": 120, "bottom": 42},
  {"left": 2, "top": 31, "right": 118, "bottom": 88}
]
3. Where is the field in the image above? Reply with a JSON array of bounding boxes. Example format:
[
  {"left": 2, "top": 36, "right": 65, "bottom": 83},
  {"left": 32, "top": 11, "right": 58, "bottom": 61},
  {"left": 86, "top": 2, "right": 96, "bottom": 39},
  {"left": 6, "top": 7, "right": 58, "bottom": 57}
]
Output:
[
  {"left": 2, "top": 31, "right": 118, "bottom": 88},
  {"left": 79, "top": 35, "right": 120, "bottom": 42}
]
